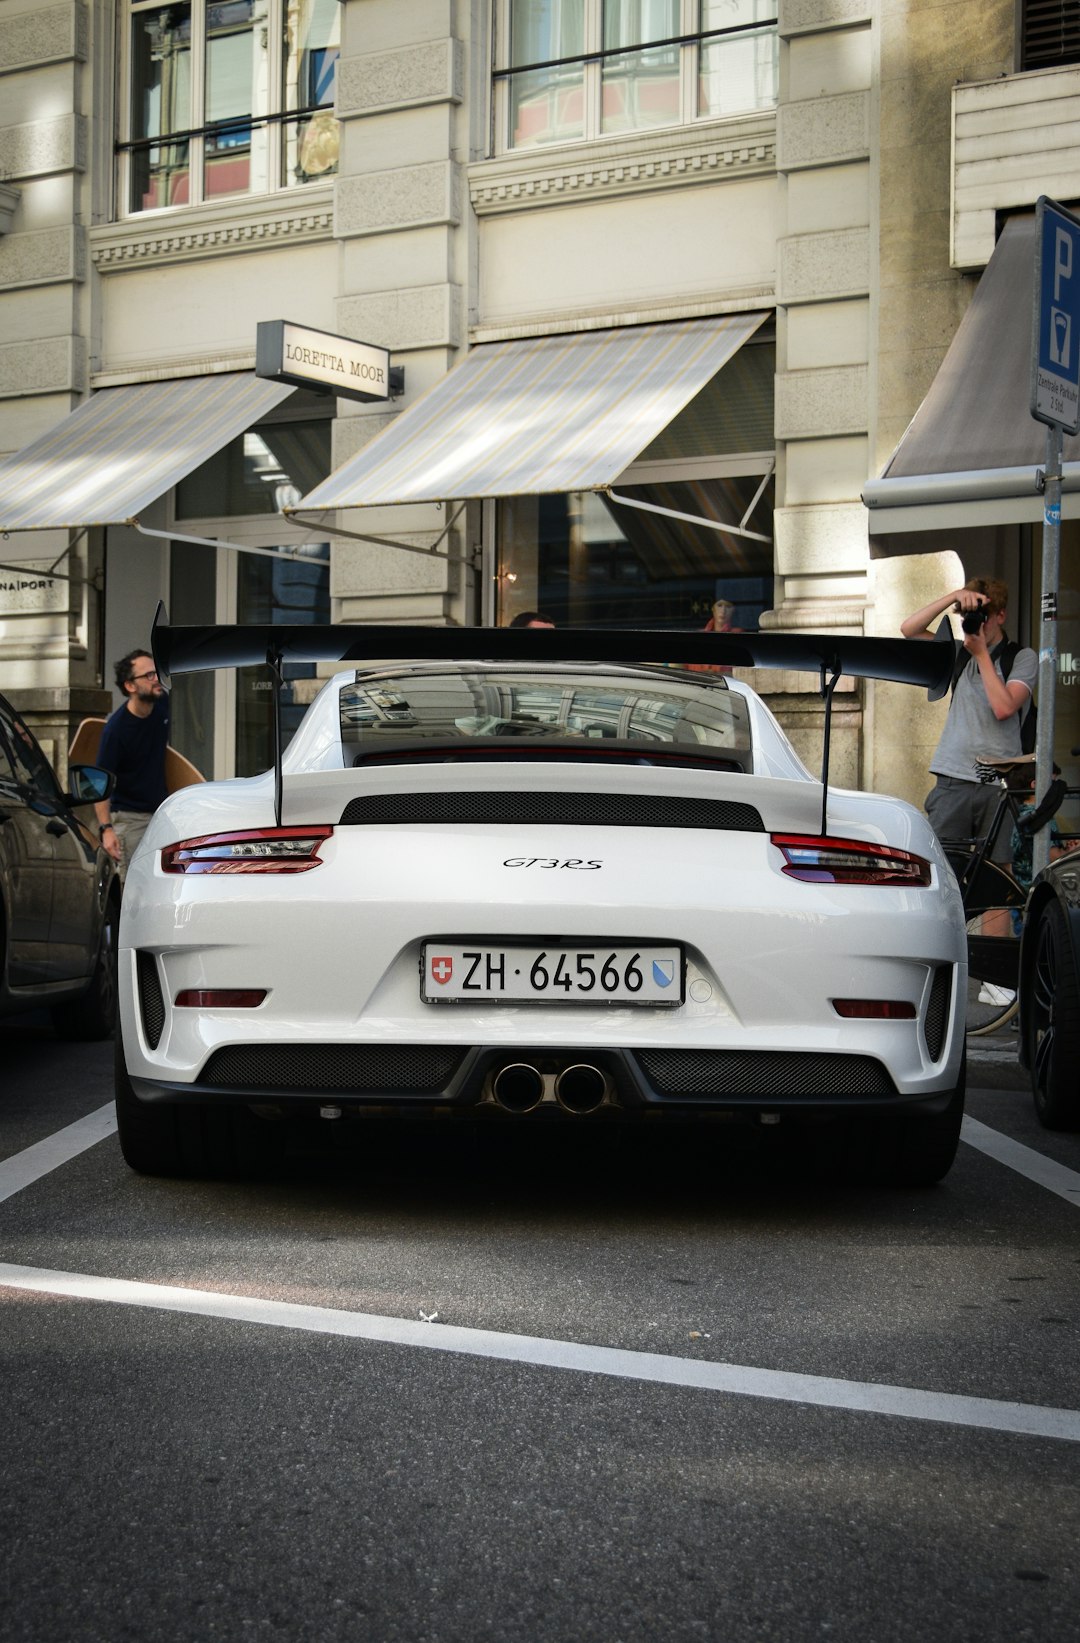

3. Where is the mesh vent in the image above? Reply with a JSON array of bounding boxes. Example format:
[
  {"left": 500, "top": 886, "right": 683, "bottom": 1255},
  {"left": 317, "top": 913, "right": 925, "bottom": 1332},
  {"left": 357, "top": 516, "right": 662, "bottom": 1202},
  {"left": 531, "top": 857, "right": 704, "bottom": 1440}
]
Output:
[
  {"left": 136, "top": 950, "right": 165, "bottom": 1050},
  {"left": 923, "top": 967, "right": 953, "bottom": 1063},
  {"left": 636, "top": 1048, "right": 896, "bottom": 1099},
  {"left": 1022, "top": 0, "right": 1080, "bottom": 69},
  {"left": 339, "top": 791, "right": 764, "bottom": 832},
  {"left": 199, "top": 1044, "right": 466, "bottom": 1095}
]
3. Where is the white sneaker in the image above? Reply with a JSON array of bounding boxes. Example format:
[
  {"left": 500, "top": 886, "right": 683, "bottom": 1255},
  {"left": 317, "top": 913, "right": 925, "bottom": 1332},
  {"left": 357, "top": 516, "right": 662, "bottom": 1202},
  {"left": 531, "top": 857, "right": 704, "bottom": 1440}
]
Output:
[{"left": 977, "top": 982, "right": 1016, "bottom": 1006}]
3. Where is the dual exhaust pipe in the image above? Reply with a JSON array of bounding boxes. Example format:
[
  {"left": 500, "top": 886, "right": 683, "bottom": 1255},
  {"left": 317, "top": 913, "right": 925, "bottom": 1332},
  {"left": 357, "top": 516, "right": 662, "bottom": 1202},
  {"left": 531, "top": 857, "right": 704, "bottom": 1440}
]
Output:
[{"left": 491, "top": 1062, "right": 608, "bottom": 1116}]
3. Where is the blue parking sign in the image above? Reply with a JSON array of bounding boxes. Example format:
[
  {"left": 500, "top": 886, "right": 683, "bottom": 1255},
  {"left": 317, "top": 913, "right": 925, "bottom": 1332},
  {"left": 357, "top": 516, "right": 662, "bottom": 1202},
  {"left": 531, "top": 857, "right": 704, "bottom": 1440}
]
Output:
[{"left": 1031, "top": 196, "right": 1080, "bottom": 432}]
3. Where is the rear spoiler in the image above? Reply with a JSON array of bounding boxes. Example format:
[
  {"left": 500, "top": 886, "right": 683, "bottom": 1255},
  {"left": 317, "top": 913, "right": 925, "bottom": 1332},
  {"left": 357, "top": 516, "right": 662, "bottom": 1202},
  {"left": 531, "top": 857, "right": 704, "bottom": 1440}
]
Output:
[
  {"left": 150, "top": 605, "right": 954, "bottom": 832},
  {"left": 152, "top": 606, "right": 953, "bottom": 690}
]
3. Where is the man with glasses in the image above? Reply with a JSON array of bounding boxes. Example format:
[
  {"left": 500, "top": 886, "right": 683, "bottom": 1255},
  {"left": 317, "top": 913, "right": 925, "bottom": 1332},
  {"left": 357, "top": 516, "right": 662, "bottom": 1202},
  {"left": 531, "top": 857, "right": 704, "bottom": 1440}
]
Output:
[{"left": 94, "top": 649, "right": 170, "bottom": 881}]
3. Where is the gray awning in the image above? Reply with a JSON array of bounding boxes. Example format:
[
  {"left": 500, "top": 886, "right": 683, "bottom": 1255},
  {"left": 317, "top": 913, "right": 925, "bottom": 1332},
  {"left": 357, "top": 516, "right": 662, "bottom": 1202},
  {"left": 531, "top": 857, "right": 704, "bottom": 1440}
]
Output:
[
  {"left": 862, "top": 214, "right": 1080, "bottom": 553},
  {"left": 0, "top": 372, "right": 294, "bottom": 532},
  {"left": 291, "top": 314, "right": 767, "bottom": 512}
]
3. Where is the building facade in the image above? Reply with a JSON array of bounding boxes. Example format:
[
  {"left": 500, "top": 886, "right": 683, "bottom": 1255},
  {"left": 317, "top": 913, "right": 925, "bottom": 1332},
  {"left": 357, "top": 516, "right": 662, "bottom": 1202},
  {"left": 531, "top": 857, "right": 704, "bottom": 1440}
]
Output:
[{"left": 0, "top": 0, "right": 1077, "bottom": 798}]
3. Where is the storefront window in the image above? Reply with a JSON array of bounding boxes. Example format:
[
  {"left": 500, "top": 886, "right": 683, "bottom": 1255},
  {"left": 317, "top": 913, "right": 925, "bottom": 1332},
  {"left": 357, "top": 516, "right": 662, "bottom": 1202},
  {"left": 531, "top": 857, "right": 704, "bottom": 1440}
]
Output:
[
  {"left": 497, "top": 0, "right": 777, "bottom": 151},
  {"left": 236, "top": 542, "right": 330, "bottom": 777},
  {"left": 175, "top": 420, "right": 332, "bottom": 517},
  {"left": 168, "top": 538, "right": 217, "bottom": 777},
  {"left": 122, "top": 0, "right": 339, "bottom": 214},
  {"left": 497, "top": 479, "right": 774, "bottom": 629}
]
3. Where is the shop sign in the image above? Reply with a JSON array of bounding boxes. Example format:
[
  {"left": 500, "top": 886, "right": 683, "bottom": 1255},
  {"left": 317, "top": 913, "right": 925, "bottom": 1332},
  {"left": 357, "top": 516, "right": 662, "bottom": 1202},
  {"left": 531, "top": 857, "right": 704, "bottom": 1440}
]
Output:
[
  {"left": 0, "top": 570, "right": 67, "bottom": 615},
  {"left": 256, "top": 321, "right": 403, "bottom": 404}
]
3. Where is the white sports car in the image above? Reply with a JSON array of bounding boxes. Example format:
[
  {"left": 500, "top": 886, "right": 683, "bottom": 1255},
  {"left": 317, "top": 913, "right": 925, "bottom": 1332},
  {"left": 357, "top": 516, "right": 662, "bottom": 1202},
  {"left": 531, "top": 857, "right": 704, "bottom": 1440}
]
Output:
[{"left": 115, "top": 615, "right": 966, "bottom": 1184}]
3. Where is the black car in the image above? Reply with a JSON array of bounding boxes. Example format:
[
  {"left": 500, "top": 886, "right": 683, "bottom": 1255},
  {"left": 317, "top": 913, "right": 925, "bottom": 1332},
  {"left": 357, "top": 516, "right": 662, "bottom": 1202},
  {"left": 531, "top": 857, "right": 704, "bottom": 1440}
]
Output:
[
  {"left": 0, "top": 692, "right": 120, "bottom": 1039},
  {"left": 1018, "top": 847, "right": 1080, "bottom": 1129}
]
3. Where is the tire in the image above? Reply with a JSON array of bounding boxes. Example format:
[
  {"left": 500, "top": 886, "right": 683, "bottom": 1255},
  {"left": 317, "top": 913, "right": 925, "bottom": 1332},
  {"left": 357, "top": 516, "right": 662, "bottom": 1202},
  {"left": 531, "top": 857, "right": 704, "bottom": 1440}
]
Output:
[
  {"left": 114, "top": 1029, "right": 240, "bottom": 1177},
  {"left": 962, "top": 912, "right": 1020, "bottom": 1037},
  {"left": 831, "top": 1060, "right": 966, "bottom": 1187},
  {"left": 52, "top": 895, "right": 120, "bottom": 1041},
  {"left": 1026, "top": 901, "right": 1080, "bottom": 1131}
]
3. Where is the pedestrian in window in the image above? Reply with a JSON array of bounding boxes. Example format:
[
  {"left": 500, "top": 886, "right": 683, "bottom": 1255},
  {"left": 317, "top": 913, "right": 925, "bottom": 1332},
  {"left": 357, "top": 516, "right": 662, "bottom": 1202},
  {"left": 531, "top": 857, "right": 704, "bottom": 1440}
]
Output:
[
  {"left": 508, "top": 610, "right": 556, "bottom": 628},
  {"left": 94, "top": 649, "right": 170, "bottom": 882},
  {"left": 688, "top": 597, "right": 743, "bottom": 674}
]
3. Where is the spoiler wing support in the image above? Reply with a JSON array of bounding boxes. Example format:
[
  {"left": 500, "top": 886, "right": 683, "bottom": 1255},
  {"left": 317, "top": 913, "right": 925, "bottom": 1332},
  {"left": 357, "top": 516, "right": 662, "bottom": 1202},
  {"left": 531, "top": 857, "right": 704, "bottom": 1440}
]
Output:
[
  {"left": 818, "top": 663, "right": 842, "bottom": 836},
  {"left": 266, "top": 640, "right": 285, "bottom": 828}
]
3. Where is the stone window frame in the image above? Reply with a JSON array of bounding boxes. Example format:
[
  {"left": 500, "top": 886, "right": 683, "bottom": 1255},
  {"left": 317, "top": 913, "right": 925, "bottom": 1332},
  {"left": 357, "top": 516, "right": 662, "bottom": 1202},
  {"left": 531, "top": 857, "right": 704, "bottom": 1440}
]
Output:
[
  {"left": 115, "top": 0, "right": 340, "bottom": 219},
  {"left": 491, "top": 0, "right": 779, "bottom": 156}
]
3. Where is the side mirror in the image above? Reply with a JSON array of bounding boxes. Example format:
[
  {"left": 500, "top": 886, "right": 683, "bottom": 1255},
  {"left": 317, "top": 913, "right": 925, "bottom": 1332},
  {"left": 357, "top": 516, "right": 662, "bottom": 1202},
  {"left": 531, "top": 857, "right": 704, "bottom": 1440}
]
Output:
[{"left": 66, "top": 764, "right": 116, "bottom": 804}]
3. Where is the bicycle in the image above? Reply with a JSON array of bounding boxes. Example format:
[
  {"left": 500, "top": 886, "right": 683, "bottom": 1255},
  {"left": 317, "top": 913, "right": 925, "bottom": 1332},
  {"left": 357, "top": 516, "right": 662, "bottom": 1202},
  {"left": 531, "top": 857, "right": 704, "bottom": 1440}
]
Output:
[{"left": 942, "top": 761, "right": 1074, "bottom": 1036}]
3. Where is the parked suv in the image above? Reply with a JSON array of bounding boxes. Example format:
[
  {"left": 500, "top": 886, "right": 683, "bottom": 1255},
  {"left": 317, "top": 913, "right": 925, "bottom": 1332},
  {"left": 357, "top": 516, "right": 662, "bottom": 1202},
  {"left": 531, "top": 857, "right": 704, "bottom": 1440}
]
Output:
[{"left": 0, "top": 692, "right": 120, "bottom": 1039}]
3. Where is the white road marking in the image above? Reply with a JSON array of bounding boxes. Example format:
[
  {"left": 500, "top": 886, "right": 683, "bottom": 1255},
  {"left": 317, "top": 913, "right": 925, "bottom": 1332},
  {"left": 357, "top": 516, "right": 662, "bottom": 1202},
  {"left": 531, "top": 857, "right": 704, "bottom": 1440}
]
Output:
[
  {"left": 0, "top": 1105, "right": 116, "bottom": 1205},
  {"left": 0, "top": 1261, "right": 1078, "bottom": 1443},
  {"left": 962, "top": 1117, "right": 1080, "bottom": 1208}
]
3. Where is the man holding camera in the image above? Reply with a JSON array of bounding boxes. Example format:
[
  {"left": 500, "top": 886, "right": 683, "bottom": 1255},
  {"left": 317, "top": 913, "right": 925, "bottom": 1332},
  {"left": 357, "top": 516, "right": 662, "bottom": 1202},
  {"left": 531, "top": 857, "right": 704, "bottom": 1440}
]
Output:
[{"left": 900, "top": 576, "right": 1037, "bottom": 860}]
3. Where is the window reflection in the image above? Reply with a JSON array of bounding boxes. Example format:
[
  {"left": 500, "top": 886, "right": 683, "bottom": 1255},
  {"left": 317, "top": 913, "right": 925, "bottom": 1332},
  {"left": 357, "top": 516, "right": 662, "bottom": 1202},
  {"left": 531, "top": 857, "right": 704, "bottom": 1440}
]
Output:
[
  {"left": 175, "top": 420, "right": 332, "bottom": 518},
  {"left": 130, "top": 3, "right": 192, "bottom": 210},
  {"left": 125, "top": 0, "right": 338, "bottom": 211}
]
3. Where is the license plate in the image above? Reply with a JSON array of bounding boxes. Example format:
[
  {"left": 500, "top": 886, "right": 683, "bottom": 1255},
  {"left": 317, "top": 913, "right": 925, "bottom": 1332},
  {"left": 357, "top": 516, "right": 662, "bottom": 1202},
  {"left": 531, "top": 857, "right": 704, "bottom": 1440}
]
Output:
[{"left": 422, "top": 944, "right": 683, "bottom": 1004}]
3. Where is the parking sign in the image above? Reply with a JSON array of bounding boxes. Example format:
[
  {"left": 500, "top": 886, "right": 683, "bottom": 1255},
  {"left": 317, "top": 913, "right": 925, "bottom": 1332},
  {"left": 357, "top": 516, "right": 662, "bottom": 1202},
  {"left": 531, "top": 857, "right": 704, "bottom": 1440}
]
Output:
[{"left": 1031, "top": 196, "right": 1080, "bottom": 432}]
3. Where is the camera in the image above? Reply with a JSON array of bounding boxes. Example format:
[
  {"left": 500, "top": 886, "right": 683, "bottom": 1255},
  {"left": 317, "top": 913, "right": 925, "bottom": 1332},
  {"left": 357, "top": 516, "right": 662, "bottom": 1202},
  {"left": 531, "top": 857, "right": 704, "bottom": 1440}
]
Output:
[{"left": 959, "top": 602, "right": 990, "bottom": 635}]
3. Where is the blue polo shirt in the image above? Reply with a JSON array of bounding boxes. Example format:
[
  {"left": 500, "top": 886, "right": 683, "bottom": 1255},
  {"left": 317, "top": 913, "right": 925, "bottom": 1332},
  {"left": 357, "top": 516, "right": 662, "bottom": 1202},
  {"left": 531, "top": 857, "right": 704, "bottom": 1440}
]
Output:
[{"left": 97, "top": 693, "right": 170, "bottom": 814}]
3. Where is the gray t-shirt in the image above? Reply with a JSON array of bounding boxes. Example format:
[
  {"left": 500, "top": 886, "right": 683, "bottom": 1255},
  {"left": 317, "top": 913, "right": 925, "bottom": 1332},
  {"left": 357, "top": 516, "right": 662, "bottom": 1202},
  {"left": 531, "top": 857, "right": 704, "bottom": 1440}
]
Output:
[{"left": 930, "top": 644, "right": 1037, "bottom": 781}]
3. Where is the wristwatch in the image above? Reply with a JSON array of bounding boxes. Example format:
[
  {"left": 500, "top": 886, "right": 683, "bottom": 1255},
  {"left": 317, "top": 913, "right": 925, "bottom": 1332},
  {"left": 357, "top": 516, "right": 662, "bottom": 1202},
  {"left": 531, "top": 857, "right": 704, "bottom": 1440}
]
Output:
[{"left": 99, "top": 822, "right": 114, "bottom": 839}]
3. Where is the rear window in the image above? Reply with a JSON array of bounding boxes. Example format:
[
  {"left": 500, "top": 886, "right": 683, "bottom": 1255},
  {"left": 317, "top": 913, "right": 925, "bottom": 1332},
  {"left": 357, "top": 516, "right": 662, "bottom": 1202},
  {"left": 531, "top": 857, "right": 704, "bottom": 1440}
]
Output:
[{"left": 339, "top": 669, "right": 752, "bottom": 767}]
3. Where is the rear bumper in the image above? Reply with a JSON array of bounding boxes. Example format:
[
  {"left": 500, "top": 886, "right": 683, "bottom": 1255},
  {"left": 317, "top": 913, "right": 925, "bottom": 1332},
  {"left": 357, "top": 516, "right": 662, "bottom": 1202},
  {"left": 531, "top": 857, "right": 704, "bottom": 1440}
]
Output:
[{"left": 128, "top": 1040, "right": 960, "bottom": 1119}]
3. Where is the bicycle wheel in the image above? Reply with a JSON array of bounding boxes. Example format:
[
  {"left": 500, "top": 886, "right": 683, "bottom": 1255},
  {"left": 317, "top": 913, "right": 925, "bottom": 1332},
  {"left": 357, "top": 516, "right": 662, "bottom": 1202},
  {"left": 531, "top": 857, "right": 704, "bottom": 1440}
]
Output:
[
  {"left": 943, "top": 848, "right": 1023, "bottom": 1036},
  {"left": 963, "top": 909, "right": 1021, "bottom": 1035}
]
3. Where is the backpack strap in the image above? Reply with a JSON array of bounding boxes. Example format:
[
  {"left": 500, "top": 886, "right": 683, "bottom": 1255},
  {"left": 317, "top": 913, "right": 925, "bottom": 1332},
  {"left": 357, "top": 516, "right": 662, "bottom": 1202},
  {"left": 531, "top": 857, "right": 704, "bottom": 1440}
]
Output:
[{"left": 950, "top": 633, "right": 1018, "bottom": 694}]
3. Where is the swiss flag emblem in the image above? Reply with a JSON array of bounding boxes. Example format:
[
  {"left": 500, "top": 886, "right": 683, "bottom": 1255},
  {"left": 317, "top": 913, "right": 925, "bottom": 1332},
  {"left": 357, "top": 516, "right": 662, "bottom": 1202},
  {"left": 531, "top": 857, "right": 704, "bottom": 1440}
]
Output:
[{"left": 431, "top": 956, "right": 453, "bottom": 986}]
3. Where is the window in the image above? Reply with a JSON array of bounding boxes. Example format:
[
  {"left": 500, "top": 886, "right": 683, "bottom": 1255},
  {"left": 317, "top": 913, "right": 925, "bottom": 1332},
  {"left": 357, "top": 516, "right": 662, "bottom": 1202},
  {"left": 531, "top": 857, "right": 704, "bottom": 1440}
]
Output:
[
  {"left": 1021, "top": 1, "right": 1080, "bottom": 71},
  {"left": 494, "top": 0, "right": 778, "bottom": 152},
  {"left": 120, "top": 0, "right": 340, "bottom": 214}
]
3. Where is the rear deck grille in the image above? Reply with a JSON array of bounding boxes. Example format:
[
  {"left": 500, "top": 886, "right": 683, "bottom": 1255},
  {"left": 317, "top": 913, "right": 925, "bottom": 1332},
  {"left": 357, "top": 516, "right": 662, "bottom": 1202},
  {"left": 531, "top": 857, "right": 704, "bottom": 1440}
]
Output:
[
  {"left": 339, "top": 791, "right": 764, "bottom": 831},
  {"left": 199, "top": 1044, "right": 466, "bottom": 1095},
  {"left": 636, "top": 1048, "right": 897, "bottom": 1099}
]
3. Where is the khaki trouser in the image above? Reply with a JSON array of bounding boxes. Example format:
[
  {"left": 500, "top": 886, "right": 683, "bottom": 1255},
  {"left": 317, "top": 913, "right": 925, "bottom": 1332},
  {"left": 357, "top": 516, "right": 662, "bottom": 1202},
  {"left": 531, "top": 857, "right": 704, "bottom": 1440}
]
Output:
[{"left": 111, "top": 809, "right": 153, "bottom": 883}]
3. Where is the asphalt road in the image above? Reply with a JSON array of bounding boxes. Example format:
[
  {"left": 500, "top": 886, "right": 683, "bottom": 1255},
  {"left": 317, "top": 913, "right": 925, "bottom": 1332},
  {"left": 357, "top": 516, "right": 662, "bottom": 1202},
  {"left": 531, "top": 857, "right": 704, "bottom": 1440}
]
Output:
[{"left": 0, "top": 1022, "right": 1077, "bottom": 1643}]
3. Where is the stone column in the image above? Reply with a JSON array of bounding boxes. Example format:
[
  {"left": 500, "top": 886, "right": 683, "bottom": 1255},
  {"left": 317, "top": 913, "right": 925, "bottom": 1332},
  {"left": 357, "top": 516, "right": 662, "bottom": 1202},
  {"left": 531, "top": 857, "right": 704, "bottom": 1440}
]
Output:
[{"left": 331, "top": 0, "right": 477, "bottom": 624}]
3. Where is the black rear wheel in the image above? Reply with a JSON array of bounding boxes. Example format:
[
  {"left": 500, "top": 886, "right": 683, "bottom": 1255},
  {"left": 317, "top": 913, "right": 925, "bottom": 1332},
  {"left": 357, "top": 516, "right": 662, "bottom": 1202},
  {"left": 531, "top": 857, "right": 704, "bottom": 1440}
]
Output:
[
  {"left": 1026, "top": 902, "right": 1080, "bottom": 1131},
  {"left": 114, "top": 1029, "right": 241, "bottom": 1177},
  {"left": 830, "top": 1060, "right": 966, "bottom": 1187}
]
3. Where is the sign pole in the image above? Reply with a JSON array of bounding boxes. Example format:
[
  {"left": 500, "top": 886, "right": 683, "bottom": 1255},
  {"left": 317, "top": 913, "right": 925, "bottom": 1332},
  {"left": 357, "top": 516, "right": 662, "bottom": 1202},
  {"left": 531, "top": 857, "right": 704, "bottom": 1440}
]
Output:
[
  {"left": 1029, "top": 196, "right": 1080, "bottom": 875},
  {"left": 1034, "top": 421, "right": 1061, "bottom": 877}
]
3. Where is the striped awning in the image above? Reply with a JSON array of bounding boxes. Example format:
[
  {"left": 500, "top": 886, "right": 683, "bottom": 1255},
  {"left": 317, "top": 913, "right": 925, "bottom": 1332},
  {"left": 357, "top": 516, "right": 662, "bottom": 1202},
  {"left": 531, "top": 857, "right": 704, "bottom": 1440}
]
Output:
[
  {"left": 0, "top": 372, "right": 294, "bottom": 532},
  {"left": 292, "top": 314, "right": 767, "bottom": 511}
]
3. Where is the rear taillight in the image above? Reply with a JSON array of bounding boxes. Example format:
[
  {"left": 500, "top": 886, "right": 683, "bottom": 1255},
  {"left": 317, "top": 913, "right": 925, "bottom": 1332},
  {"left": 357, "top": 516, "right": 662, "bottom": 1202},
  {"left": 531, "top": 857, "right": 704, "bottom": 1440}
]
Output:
[
  {"left": 162, "top": 827, "right": 332, "bottom": 874},
  {"left": 175, "top": 990, "right": 267, "bottom": 1008},
  {"left": 771, "top": 834, "right": 931, "bottom": 886},
  {"left": 833, "top": 999, "right": 917, "bottom": 1020}
]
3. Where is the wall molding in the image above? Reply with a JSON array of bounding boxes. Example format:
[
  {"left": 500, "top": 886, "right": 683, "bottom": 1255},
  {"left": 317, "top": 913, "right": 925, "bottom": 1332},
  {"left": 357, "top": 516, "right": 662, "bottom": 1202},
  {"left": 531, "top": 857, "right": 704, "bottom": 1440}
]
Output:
[
  {"left": 469, "top": 115, "right": 776, "bottom": 216},
  {"left": 89, "top": 188, "right": 334, "bottom": 270}
]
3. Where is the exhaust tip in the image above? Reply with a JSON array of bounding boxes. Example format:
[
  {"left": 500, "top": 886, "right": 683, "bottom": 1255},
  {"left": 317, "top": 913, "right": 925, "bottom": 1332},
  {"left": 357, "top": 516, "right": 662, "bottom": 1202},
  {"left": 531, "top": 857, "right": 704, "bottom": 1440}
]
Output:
[
  {"left": 554, "top": 1064, "right": 607, "bottom": 1115},
  {"left": 492, "top": 1062, "right": 545, "bottom": 1114}
]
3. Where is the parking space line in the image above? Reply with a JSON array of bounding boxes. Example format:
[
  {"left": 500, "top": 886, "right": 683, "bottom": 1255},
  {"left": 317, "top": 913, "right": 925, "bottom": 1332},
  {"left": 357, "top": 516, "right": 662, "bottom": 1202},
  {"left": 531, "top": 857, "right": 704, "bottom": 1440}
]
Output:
[
  {"left": 0, "top": 1105, "right": 116, "bottom": 1206},
  {"left": 1, "top": 1260, "right": 1078, "bottom": 1443},
  {"left": 962, "top": 1117, "right": 1080, "bottom": 1208}
]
